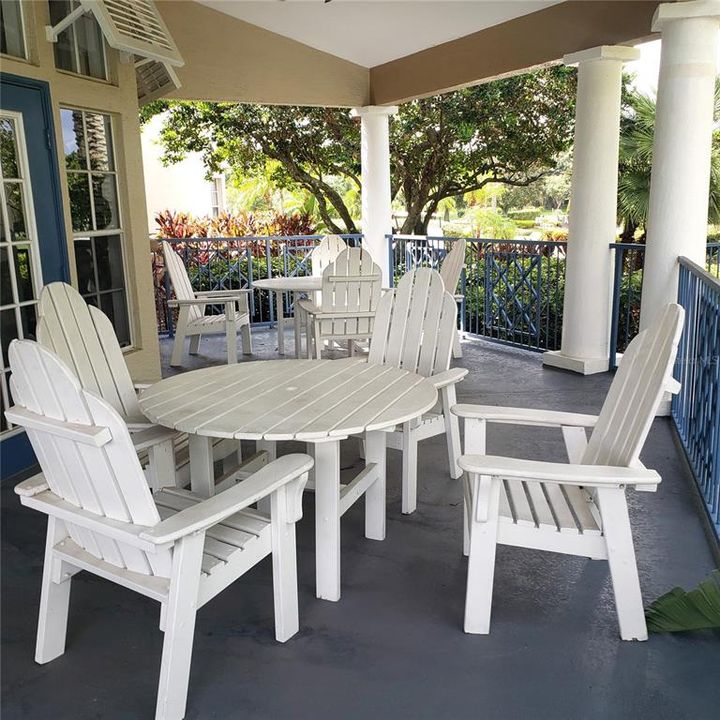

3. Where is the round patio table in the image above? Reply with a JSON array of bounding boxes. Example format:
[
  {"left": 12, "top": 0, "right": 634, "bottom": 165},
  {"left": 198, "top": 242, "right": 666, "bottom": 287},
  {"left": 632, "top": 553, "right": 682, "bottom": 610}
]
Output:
[
  {"left": 253, "top": 276, "right": 322, "bottom": 357},
  {"left": 139, "top": 358, "right": 437, "bottom": 601}
]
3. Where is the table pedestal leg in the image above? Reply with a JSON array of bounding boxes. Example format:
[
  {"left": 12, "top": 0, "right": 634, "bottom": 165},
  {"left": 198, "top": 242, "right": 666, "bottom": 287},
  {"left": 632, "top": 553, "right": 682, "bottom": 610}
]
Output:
[
  {"left": 189, "top": 435, "right": 214, "bottom": 498},
  {"left": 293, "top": 291, "right": 302, "bottom": 359},
  {"left": 256, "top": 439, "right": 277, "bottom": 514},
  {"left": 364, "top": 430, "right": 387, "bottom": 541},
  {"left": 314, "top": 440, "right": 341, "bottom": 601},
  {"left": 275, "top": 290, "right": 285, "bottom": 355}
]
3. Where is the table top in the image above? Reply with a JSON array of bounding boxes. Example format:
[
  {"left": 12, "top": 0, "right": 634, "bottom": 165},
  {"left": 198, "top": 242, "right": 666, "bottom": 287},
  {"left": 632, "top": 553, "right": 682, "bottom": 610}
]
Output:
[
  {"left": 253, "top": 276, "right": 322, "bottom": 292},
  {"left": 139, "top": 358, "right": 437, "bottom": 442}
]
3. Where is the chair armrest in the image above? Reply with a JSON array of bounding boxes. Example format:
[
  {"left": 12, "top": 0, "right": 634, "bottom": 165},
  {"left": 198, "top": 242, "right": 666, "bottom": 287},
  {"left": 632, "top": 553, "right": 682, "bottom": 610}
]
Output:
[
  {"left": 5, "top": 407, "right": 111, "bottom": 446},
  {"left": 133, "top": 382, "right": 154, "bottom": 391},
  {"left": 296, "top": 298, "right": 320, "bottom": 314},
  {"left": 195, "top": 289, "right": 251, "bottom": 298},
  {"left": 139, "top": 454, "right": 314, "bottom": 544},
  {"left": 430, "top": 367, "right": 468, "bottom": 389},
  {"left": 131, "top": 425, "right": 178, "bottom": 452},
  {"left": 452, "top": 404, "right": 599, "bottom": 428},
  {"left": 458, "top": 454, "right": 660, "bottom": 488},
  {"left": 15, "top": 472, "right": 49, "bottom": 497},
  {"left": 453, "top": 294, "right": 464, "bottom": 302}
]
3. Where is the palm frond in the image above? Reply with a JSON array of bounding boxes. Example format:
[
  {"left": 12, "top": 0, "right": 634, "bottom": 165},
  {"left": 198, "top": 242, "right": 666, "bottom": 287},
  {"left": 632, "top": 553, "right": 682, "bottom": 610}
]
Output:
[{"left": 645, "top": 571, "right": 720, "bottom": 633}]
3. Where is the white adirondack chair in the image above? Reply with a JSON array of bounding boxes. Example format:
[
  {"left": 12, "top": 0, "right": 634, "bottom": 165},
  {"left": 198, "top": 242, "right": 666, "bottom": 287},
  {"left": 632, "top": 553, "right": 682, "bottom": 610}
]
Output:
[
  {"left": 439, "top": 239, "right": 466, "bottom": 359},
  {"left": 36, "top": 282, "right": 238, "bottom": 490},
  {"left": 162, "top": 241, "right": 252, "bottom": 367},
  {"left": 369, "top": 267, "right": 468, "bottom": 514},
  {"left": 7, "top": 339, "right": 311, "bottom": 720},
  {"left": 453, "top": 303, "right": 685, "bottom": 640},
  {"left": 298, "top": 247, "right": 382, "bottom": 359}
]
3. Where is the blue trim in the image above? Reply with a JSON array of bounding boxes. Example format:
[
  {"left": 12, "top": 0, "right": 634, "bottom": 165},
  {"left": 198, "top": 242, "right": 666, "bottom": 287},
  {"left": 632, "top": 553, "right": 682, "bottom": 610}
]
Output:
[{"left": 1, "top": 74, "right": 69, "bottom": 481}]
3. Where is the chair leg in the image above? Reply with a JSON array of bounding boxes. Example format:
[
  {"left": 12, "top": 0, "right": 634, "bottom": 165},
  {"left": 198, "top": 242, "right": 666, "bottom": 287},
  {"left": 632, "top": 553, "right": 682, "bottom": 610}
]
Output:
[
  {"left": 401, "top": 422, "right": 418, "bottom": 515},
  {"left": 155, "top": 533, "right": 204, "bottom": 720},
  {"left": 188, "top": 335, "right": 200, "bottom": 355},
  {"left": 170, "top": 308, "right": 189, "bottom": 367},
  {"left": 452, "top": 328, "right": 463, "bottom": 358},
  {"left": 270, "top": 485, "right": 300, "bottom": 642},
  {"left": 313, "top": 324, "right": 322, "bottom": 360},
  {"left": 36, "top": 518, "right": 72, "bottom": 664},
  {"left": 464, "top": 475, "right": 501, "bottom": 634},
  {"left": 596, "top": 487, "right": 648, "bottom": 641},
  {"left": 441, "top": 385, "right": 462, "bottom": 479},
  {"left": 241, "top": 322, "right": 252, "bottom": 355}
]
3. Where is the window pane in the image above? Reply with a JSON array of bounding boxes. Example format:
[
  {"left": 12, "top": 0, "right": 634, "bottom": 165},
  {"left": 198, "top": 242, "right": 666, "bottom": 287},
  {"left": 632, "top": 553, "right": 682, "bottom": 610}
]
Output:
[
  {"left": 49, "top": 1, "right": 76, "bottom": 73},
  {"left": 4, "top": 182, "right": 27, "bottom": 241},
  {"left": 61, "top": 108, "right": 87, "bottom": 170},
  {"left": 74, "top": 237, "right": 95, "bottom": 294},
  {"left": 0, "top": 307, "right": 17, "bottom": 366},
  {"left": 75, "top": 13, "right": 106, "bottom": 80},
  {"left": 67, "top": 173, "right": 92, "bottom": 231},
  {"left": 100, "top": 291, "right": 130, "bottom": 346},
  {"left": 92, "top": 173, "right": 119, "bottom": 230},
  {"left": 94, "top": 235, "right": 125, "bottom": 290},
  {"left": 12, "top": 245, "right": 34, "bottom": 302},
  {"left": 0, "top": 118, "right": 19, "bottom": 178},
  {"left": 19, "top": 302, "right": 35, "bottom": 340},
  {"left": 0, "top": 0, "right": 25, "bottom": 59},
  {"left": 0, "top": 247, "right": 13, "bottom": 305},
  {"left": 86, "top": 113, "right": 114, "bottom": 171}
]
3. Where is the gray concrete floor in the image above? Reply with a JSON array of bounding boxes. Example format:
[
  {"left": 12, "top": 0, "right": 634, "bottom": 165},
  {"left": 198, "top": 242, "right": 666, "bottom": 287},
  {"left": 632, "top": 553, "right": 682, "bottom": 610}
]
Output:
[{"left": 2, "top": 328, "right": 718, "bottom": 719}]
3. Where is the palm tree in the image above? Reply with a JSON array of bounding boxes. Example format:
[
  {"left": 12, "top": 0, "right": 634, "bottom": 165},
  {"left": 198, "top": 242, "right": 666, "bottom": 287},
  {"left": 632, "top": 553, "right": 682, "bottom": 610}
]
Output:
[{"left": 618, "top": 81, "right": 720, "bottom": 242}]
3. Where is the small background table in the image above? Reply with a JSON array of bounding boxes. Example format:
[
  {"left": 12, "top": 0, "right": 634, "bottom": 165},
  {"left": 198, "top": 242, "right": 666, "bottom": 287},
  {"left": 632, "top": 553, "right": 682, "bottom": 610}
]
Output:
[
  {"left": 253, "top": 277, "right": 322, "bottom": 357},
  {"left": 139, "top": 358, "right": 437, "bottom": 601}
]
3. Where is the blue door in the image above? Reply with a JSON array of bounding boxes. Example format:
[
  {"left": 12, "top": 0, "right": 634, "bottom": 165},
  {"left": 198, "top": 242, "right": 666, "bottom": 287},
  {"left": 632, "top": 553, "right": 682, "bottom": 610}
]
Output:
[{"left": 1, "top": 74, "right": 69, "bottom": 479}]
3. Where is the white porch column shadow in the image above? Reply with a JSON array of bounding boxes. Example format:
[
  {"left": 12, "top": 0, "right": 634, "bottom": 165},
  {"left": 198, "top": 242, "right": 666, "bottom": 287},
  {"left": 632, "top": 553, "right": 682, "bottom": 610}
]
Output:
[
  {"left": 543, "top": 45, "right": 640, "bottom": 375},
  {"left": 351, "top": 105, "right": 398, "bottom": 286},
  {"left": 640, "top": 0, "right": 720, "bottom": 331}
]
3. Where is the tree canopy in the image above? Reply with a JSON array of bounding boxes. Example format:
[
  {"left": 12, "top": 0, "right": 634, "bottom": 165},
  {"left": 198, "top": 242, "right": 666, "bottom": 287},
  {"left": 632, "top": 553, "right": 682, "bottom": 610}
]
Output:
[{"left": 142, "top": 66, "right": 577, "bottom": 234}]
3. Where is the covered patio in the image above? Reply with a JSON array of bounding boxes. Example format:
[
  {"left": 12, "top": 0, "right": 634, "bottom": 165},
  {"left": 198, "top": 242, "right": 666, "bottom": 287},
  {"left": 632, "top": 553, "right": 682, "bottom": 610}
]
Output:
[
  {"left": 2, "top": 331, "right": 718, "bottom": 719},
  {"left": 2, "top": 1, "right": 720, "bottom": 718}
]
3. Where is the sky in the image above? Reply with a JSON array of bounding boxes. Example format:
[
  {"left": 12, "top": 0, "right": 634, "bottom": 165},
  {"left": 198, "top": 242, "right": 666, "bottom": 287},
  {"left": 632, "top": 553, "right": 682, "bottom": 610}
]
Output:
[{"left": 628, "top": 36, "right": 720, "bottom": 97}]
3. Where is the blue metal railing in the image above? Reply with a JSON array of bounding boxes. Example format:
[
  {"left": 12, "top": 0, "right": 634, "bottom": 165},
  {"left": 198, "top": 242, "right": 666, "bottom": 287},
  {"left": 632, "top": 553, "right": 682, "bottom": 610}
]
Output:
[
  {"left": 673, "top": 257, "right": 720, "bottom": 541},
  {"left": 387, "top": 234, "right": 567, "bottom": 352},
  {"left": 153, "top": 235, "right": 362, "bottom": 336},
  {"left": 609, "top": 243, "right": 720, "bottom": 369}
]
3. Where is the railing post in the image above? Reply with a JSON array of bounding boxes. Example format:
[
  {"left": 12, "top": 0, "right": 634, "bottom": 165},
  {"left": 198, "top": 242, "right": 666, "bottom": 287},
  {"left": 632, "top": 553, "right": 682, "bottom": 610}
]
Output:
[
  {"left": 608, "top": 245, "right": 624, "bottom": 370},
  {"left": 163, "top": 259, "right": 174, "bottom": 338}
]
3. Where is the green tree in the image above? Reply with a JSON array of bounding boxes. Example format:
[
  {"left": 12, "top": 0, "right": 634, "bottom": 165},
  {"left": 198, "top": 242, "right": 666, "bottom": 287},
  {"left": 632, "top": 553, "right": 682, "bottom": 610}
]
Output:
[
  {"left": 618, "top": 81, "right": 720, "bottom": 242},
  {"left": 142, "top": 66, "right": 576, "bottom": 235}
]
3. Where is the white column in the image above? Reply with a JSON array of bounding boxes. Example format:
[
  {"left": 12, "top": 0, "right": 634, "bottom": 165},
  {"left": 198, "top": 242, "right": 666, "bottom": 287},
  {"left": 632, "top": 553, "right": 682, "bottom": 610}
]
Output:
[
  {"left": 640, "top": 0, "right": 720, "bottom": 330},
  {"left": 351, "top": 105, "right": 398, "bottom": 286},
  {"left": 544, "top": 46, "right": 640, "bottom": 375}
]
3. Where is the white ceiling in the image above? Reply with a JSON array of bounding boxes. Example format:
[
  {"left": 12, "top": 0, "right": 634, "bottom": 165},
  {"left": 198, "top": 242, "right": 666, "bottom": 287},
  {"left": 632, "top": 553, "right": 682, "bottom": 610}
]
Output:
[{"left": 196, "top": 1, "right": 564, "bottom": 67}]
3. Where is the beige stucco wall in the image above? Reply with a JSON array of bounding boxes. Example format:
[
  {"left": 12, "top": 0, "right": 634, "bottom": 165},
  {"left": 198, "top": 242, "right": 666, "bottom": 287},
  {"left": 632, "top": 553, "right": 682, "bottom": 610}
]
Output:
[
  {"left": 157, "top": 0, "right": 370, "bottom": 107},
  {"left": 1, "top": 1, "right": 161, "bottom": 381}
]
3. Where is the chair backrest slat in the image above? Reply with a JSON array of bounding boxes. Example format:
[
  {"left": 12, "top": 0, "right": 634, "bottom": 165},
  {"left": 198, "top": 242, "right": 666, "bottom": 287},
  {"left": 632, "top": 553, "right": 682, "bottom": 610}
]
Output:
[
  {"left": 583, "top": 303, "right": 685, "bottom": 468},
  {"left": 369, "top": 268, "right": 456, "bottom": 378},
  {"left": 37, "top": 283, "right": 143, "bottom": 424},
  {"left": 439, "top": 239, "right": 466, "bottom": 296},
  {"left": 162, "top": 241, "right": 202, "bottom": 321},
  {"left": 320, "top": 248, "right": 382, "bottom": 337},
  {"left": 8, "top": 340, "right": 171, "bottom": 578}
]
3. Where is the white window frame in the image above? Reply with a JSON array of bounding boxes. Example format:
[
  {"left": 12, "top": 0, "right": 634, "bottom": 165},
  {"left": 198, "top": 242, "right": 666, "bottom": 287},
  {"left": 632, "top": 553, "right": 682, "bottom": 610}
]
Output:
[
  {"left": 0, "top": 0, "right": 27, "bottom": 61},
  {"left": 0, "top": 110, "right": 44, "bottom": 437},
  {"left": 49, "top": 0, "right": 109, "bottom": 82},
  {"left": 61, "top": 106, "right": 135, "bottom": 351}
]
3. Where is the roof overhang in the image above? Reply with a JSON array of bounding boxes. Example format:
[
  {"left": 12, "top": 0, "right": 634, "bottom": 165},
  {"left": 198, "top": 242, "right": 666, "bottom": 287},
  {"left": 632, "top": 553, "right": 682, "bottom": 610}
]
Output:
[{"left": 155, "top": 0, "right": 662, "bottom": 107}]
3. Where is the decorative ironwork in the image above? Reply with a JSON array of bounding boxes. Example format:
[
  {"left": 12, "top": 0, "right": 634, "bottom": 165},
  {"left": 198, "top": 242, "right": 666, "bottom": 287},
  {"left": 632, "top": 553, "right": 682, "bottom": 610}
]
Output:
[{"left": 673, "top": 257, "right": 720, "bottom": 541}]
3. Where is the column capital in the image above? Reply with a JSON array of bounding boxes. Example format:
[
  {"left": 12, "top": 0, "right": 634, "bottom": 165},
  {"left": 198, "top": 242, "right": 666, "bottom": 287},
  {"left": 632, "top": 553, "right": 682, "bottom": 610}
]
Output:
[
  {"left": 564, "top": 45, "right": 640, "bottom": 67},
  {"left": 351, "top": 106, "right": 399, "bottom": 119},
  {"left": 653, "top": 0, "right": 720, "bottom": 31}
]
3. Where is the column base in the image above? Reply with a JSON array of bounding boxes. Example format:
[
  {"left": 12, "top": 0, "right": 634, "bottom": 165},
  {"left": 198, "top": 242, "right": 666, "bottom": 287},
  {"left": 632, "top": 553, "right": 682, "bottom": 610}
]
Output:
[{"left": 542, "top": 350, "right": 609, "bottom": 375}]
